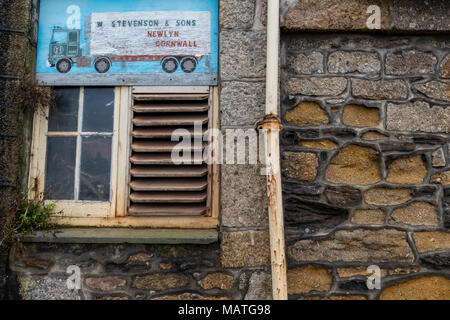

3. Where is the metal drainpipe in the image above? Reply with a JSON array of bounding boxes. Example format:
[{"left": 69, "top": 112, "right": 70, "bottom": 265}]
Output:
[{"left": 263, "top": 0, "right": 288, "bottom": 300}]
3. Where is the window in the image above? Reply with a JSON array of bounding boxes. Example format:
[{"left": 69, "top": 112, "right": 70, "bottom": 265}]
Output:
[
  {"left": 51, "top": 31, "right": 66, "bottom": 43},
  {"left": 29, "top": 86, "right": 219, "bottom": 228},
  {"left": 45, "top": 87, "right": 114, "bottom": 202}
]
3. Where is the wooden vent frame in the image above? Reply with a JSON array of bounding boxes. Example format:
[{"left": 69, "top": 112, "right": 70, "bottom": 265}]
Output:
[
  {"left": 128, "top": 89, "right": 214, "bottom": 218},
  {"left": 31, "top": 86, "right": 219, "bottom": 229}
]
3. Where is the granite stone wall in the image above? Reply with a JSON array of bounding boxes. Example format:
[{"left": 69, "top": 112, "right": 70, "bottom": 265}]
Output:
[
  {"left": 9, "top": 242, "right": 270, "bottom": 300},
  {"left": 5, "top": 0, "right": 273, "bottom": 300},
  {"left": 3, "top": 0, "right": 450, "bottom": 301},
  {"left": 280, "top": 33, "right": 450, "bottom": 299},
  {"left": 218, "top": 0, "right": 271, "bottom": 278}
]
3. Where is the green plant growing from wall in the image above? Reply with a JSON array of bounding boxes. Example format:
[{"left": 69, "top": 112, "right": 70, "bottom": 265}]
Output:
[
  {"left": 11, "top": 73, "right": 54, "bottom": 112},
  {"left": 0, "top": 192, "right": 58, "bottom": 249}
]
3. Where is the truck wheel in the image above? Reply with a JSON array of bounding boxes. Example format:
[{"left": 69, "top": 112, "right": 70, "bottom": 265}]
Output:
[
  {"left": 94, "top": 58, "right": 111, "bottom": 73},
  {"left": 161, "top": 57, "right": 178, "bottom": 73},
  {"left": 180, "top": 57, "right": 197, "bottom": 73},
  {"left": 56, "top": 59, "right": 72, "bottom": 73}
]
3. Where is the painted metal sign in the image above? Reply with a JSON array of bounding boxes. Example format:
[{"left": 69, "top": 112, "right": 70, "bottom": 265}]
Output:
[{"left": 36, "top": 0, "right": 218, "bottom": 86}]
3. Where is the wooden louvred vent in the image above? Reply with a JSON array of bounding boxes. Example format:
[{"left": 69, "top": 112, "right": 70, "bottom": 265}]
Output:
[{"left": 128, "top": 92, "right": 211, "bottom": 216}]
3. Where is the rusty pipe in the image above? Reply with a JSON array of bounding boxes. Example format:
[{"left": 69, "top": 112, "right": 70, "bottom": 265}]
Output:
[{"left": 264, "top": 0, "right": 288, "bottom": 300}]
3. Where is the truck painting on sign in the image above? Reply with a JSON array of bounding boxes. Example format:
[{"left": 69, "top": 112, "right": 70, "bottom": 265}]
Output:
[{"left": 36, "top": 0, "right": 218, "bottom": 86}]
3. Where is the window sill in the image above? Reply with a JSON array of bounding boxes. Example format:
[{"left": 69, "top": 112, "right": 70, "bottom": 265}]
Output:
[{"left": 22, "top": 228, "right": 218, "bottom": 244}]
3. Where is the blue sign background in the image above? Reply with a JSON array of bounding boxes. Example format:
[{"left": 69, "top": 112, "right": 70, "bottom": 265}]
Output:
[{"left": 36, "top": 0, "right": 218, "bottom": 86}]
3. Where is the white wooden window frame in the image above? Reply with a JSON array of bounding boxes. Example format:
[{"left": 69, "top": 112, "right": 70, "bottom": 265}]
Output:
[{"left": 29, "top": 86, "right": 219, "bottom": 229}]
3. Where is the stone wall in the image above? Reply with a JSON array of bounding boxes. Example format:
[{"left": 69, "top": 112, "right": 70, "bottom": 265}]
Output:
[
  {"left": 281, "top": 0, "right": 450, "bottom": 33},
  {"left": 280, "top": 32, "right": 450, "bottom": 299},
  {"left": 0, "top": 0, "right": 38, "bottom": 299},
  {"left": 218, "top": 0, "right": 272, "bottom": 294},
  {"left": 5, "top": 0, "right": 273, "bottom": 300},
  {"left": 9, "top": 242, "right": 270, "bottom": 300},
  {"left": 3, "top": 0, "right": 450, "bottom": 301},
  {"left": 8, "top": 238, "right": 272, "bottom": 300}
]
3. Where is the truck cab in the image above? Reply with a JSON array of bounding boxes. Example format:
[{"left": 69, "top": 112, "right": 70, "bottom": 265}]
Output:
[{"left": 48, "top": 28, "right": 81, "bottom": 73}]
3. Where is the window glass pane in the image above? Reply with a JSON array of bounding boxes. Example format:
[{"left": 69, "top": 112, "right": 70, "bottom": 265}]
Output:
[
  {"left": 78, "top": 136, "right": 112, "bottom": 201},
  {"left": 51, "top": 31, "right": 66, "bottom": 44},
  {"left": 45, "top": 137, "right": 77, "bottom": 200},
  {"left": 82, "top": 87, "right": 114, "bottom": 133},
  {"left": 48, "top": 87, "right": 79, "bottom": 132},
  {"left": 68, "top": 31, "right": 77, "bottom": 42}
]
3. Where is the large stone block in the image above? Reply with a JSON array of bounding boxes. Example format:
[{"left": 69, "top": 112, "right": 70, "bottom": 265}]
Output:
[
  {"left": 198, "top": 272, "right": 235, "bottom": 290},
  {"left": 220, "top": 231, "right": 270, "bottom": 268},
  {"left": 389, "top": 0, "right": 450, "bottom": 32},
  {"left": 287, "top": 265, "right": 332, "bottom": 294},
  {"left": 352, "top": 79, "right": 408, "bottom": 100},
  {"left": 287, "top": 52, "right": 324, "bottom": 74},
  {"left": 220, "top": 31, "right": 266, "bottom": 80},
  {"left": 282, "top": 0, "right": 450, "bottom": 32},
  {"left": 285, "top": 101, "right": 329, "bottom": 126},
  {"left": 328, "top": 51, "right": 380, "bottom": 74},
  {"left": 282, "top": 0, "right": 390, "bottom": 31},
  {"left": 413, "top": 81, "right": 450, "bottom": 102},
  {"left": 133, "top": 274, "right": 189, "bottom": 290},
  {"left": 389, "top": 202, "right": 439, "bottom": 226},
  {"left": 220, "top": 81, "right": 265, "bottom": 127},
  {"left": 413, "top": 231, "right": 450, "bottom": 253},
  {"left": 380, "top": 276, "right": 450, "bottom": 300},
  {"left": 18, "top": 275, "right": 82, "bottom": 300},
  {"left": 386, "top": 101, "right": 450, "bottom": 133},
  {"left": 431, "top": 171, "right": 450, "bottom": 185},
  {"left": 342, "top": 104, "right": 380, "bottom": 127},
  {"left": 286, "top": 77, "right": 347, "bottom": 96},
  {"left": 364, "top": 188, "right": 412, "bottom": 206},
  {"left": 85, "top": 277, "right": 127, "bottom": 291},
  {"left": 386, "top": 155, "right": 428, "bottom": 184},
  {"left": 281, "top": 151, "right": 318, "bottom": 181},
  {"left": 219, "top": 0, "right": 255, "bottom": 29},
  {"left": 351, "top": 209, "right": 386, "bottom": 225},
  {"left": 220, "top": 164, "right": 268, "bottom": 228},
  {"left": 385, "top": 50, "right": 437, "bottom": 75},
  {"left": 288, "top": 229, "right": 413, "bottom": 262},
  {"left": 325, "top": 145, "right": 381, "bottom": 185}
]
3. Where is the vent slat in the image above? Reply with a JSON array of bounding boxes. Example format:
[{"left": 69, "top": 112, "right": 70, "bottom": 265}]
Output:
[
  {"left": 129, "top": 204, "right": 206, "bottom": 216},
  {"left": 132, "top": 127, "right": 206, "bottom": 139},
  {"left": 134, "top": 93, "right": 208, "bottom": 101},
  {"left": 131, "top": 140, "right": 207, "bottom": 153},
  {"left": 130, "top": 192, "right": 207, "bottom": 203},
  {"left": 131, "top": 165, "right": 208, "bottom": 178},
  {"left": 130, "top": 178, "right": 207, "bottom": 192},
  {"left": 130, "top": 153, "right": 173, "bottom": 165},
  {"left": 133, "top": 114, "right": 208, "bottom": 126},
  {"left": 130, "top": 153, "right": 203, "bottom": 165},
  {"left": 133, "top": 103, "right": 209, "bottom": 113}
]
